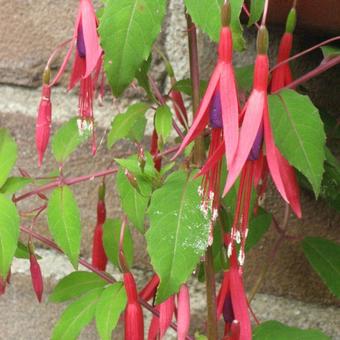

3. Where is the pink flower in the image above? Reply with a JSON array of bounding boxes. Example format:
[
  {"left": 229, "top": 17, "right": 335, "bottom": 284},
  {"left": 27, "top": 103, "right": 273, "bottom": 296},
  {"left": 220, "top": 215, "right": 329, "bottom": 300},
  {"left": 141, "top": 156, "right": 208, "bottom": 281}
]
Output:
[
  {"left": 139, "top": 274, "right": 160, "bottom": 301},
  {"left": 177, "top": 284, "right": 191, "bottom": 340},
  {"left": 29, "top": 253, "right": 44, "bottom": 303}
]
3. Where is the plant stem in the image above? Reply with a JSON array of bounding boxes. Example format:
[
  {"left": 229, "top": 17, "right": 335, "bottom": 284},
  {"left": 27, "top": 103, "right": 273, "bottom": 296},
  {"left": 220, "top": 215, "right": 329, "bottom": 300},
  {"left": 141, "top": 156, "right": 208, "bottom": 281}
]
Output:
[
  {"left": 186, "top": 13, "right": 206, "bottom": 167},
  {"left": 20, "top": 225, "right": 194, "bottom": 340}
]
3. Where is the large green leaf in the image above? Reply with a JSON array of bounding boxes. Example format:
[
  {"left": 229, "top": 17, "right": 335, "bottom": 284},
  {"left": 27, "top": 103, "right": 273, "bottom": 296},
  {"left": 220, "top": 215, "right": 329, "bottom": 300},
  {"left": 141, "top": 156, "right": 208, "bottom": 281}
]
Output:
[
  {"left": 0, "top": 129, "right": 17, "bottom": 188},
  {"left": 99, "top": 0, "right": 167, "bottom": 96},
  {"left": 184, "top": 0, "right": 245, "bottom": 51},
  {"left": 116, "top": 169, "right": 151, "bottom": 232},
  {"left": 253, "top": 320, "right": 330, "bottom": 339},
  {"left": 49, "top": 271, "right": 107, "bottom": 303},
  {"left": 155, "top": 105, "right": 173, "bottom": 147},
  {"left": 51, "top": 288, "right": 102, "bottom": 340},
  {"left": 107, "top": 103, "right": 149, "bottom": 148},
  {"left": 302, "top": 237, "right": 340, "bottom": 298},
  {"left": 146, "top": 171, "right": 210, "bottom": 303},
  {"left": 0, "top": 194, "right": 20, "bottom": 277},
  {"left": 52, "top": 118, "right": 90, "bottom": 163},
  {"left": 102, "top": 218, "right": 134, "bottom": 269},
  {"left": 268, "top": 90, "right": 326, "bottom": 196},
  {"left": 95, "top": 283, "right": 127, "bottom": 340},
  {"left": 47, "top": 186, "right": 82, "bottom": 268},
  {"left": 248, "top": 0, "right": 265, "bottom": 27},
  {"left": 0, "top": 177, "right": 32, "bottom": 196}
]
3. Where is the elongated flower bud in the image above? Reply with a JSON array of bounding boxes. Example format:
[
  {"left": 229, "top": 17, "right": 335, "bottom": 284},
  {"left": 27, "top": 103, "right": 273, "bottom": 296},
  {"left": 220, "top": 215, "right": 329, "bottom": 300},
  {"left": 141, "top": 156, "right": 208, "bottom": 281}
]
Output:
[
  {"left": 151, "top": 130, "right": 162, "bottom": 171},
  {"left": 0, "top": 276, "right": 5, "bottom": 295},
  {"left": 36, "top": 68, "right": 52, "bottom": 167},
  {"left": 123, "top": 272, "right": 144, "bottom": 340},
  {"left": 29, "top": 254, "right": 44, "bottom": 303},
  {"left": 148, "top": 307, "right": 160, "bottom": 340},
  {"left": 160, "top": 295, "right": 175, "bottom": 338},
  {"left": 177, "top": 284, "right": 191, "bottom": 340},
  {"left": 170, "top": 88, "right": 188, "bottom": 129},
  {"left": 91, "top": 224, "right": 107, "bottom": 271},
  {"left": 139, "top": 274, "right": 160, "bottom": 301}
]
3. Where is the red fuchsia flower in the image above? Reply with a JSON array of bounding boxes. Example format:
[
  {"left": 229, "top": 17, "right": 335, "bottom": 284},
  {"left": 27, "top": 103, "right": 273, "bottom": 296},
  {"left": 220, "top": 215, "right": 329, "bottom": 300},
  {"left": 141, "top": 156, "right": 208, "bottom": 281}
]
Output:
[
  {"left": 150, "top": 130, "right": 162, "bottom": 171},
  {"left": 173, "top": 2, "right": 239, "bottom": 170},
  {"left": 223, "top": 26, "right": 301, "bottom": 234},
  {"left": 36, "top": 68, "right": 52, "bottom": 167},
  {"left": 91, "top": 183, "right": 108, "bottom": 271},
  {"left": 270, "top": 7, "right": 297, "bottom": 92},
  {"left": 28, "top": 242, "right": 44, "bottom": 303},
  {"left": 139, "top": 274, "right": 160, "bottom": 301},
  {"left": 177, "top": 284, "right": 191, "bottom": 340},
  {"left": 217, "top": 244, "right": 251, "bottom": 340}
]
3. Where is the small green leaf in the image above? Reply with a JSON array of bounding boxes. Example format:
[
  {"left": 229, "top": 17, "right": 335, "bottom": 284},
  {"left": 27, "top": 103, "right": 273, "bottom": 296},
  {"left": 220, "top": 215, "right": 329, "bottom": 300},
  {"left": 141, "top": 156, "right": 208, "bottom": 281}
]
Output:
[
  {"left": 321, "top": 45, "right": 340, "bottom": 58},
  {"left": 173, "top": 79, "right": 208, "bottom": 98},
  {"left": 51, "top": 288, "right": 102, "bottom": 340},
  {"left": 253, "top": 320, "right": 330, "bottom": 339},
  {"left": 116, "top": 170, "right": 151, "bottom": 232},
  {"left": 103, "top": 219, "right": 134, "bottom": 269},
  {"left": 95, "top": 283, "right": 127, "bottom": 340},
  {"left": 49, "top": 272, "right": 107, "bottom": 303},
  {"left": 146, "top": 171, "right": 210, "bottom": 303},
  {"left": 155, "top": 105, "right": 173, "bottom": 146},
  {"left": 99, "top": 0, "right": 167, "bottom": 96},
  {"left": 52, "top": 118, "right": 90, "bottom": 163},
  {"left": 184, "top": 0, "right": 245, "bottom": 51},
  {"left": 268, "top": 90, "right": 326, "bottom": 197},
  {"left": 234, "top": 64, "right": 254, "bottom": 92},
  {"left": 47, "top": 186, "right": 82, "bottom": 268},
  {"left": 107, "top": 103, "right": 149, "bottom": 148},
  {"left": 302, "top": 237, "right": 340, "bottom": 298},
  {"left": 0, "top": 177, "right": 32, "bottom": 196},
  {"left": 248, "top": 0, "right": 265, "bottom": 27},
  {"left": 14, "top": 241, "right": 41, "bottom": 260},
  {"left": 0, "top": 194, "right": 20, "bottom": 277},
  {"left": 0, "top": 128, "right": 17, "bottom": 188}
]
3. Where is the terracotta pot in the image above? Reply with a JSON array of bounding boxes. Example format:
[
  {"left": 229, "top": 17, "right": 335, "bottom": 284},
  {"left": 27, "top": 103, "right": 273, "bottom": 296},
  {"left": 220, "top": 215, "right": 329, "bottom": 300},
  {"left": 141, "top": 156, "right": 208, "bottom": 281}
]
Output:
[{"left": 267, "top": 0, "right": 340, "bottom": 34}]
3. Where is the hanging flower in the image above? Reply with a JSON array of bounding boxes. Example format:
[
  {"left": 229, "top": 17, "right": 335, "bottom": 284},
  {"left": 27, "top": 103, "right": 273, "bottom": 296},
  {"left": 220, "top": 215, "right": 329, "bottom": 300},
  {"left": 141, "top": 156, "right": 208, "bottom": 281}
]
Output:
[
  {"left": 177, "top": 284, "right": 191, "bottom": 340},
  {"left": 28, "top": 242, "right": 44, "bottom": 303}
]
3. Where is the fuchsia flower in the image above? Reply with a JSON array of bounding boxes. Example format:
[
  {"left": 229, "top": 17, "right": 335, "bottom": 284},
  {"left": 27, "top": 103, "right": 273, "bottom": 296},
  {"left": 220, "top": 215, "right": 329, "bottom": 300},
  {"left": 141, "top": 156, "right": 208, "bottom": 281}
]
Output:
[
  {"left": 270, "top": 7, "right": 297, "bottom": 92},
  {"left": 28, "top": 242, "right": 44, "bottom": 303},
  {"left": 177, "top": 284, "right": 191, "bottom": 340}
]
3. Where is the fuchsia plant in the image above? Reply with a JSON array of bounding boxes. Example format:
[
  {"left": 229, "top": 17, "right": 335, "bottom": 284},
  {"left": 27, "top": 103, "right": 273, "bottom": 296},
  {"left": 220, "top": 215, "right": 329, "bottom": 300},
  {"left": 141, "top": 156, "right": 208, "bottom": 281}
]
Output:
[{"left": 1, "top": 0, "right": 340, "bottom": 339}]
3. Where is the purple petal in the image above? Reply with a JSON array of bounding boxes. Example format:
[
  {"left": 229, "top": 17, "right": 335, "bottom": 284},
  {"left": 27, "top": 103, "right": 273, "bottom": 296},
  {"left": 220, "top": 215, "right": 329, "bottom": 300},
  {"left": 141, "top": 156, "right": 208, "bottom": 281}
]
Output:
[
  {"left": 248, "top": 123, "right": 263, "bottom": 161},
  {"left": 223, "top": 292, "right": 235, "bottom": 324},
  {"left": 77, "top": 24, "right": 86, "bottom": 58},
  {"left": 209, "top": 91, "right": 223, "bottom": 129}
]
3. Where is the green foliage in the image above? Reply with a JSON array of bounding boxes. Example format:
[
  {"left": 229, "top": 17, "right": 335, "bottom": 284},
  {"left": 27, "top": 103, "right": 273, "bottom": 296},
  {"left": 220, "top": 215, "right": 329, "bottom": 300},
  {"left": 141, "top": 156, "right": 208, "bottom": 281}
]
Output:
[
  {"left": 321, "top": 45, "right": 340, "bottom": 58},
  {"left": 248, "top": 0, "right": 265, "bottom": 27},
  {"left": 0, "top": 194, "right": 20, "bottom": 277},
  {"left": 0, "top": 128, "right": 17, "bottom": 188},
  {"left": 234, "top": 64, "right": 254, "bottom": 92},
  {"left": 0, "top": 177, "right": 32, "bottom": 196},
  {"left": 135, "top": 56, "right": 153, "bottom": 99},
  {"left": 155, "top": 105, "right": 173, "bottom": 148},
  {"left": 49, "top": 272, "right": 107, "bottom": 303},
  {"left": 184, "top": 0, "right": 245, "bottom": 51},
  {"left": 99, "top": 0, "right": 166, "bottom": 96},
  {"left": 253, "top": 320, "right": 330, "bottom": 339},
  {"left": 107, "top": 103, "right": 149, "bottom": 148},
  {"left": 47, "top": 186, "right": 82, "bottom": 268},
  {"left": 15, "top": 241, "right": 41, "bottom": 260},
  {"left": 146, "top": 171, "right": 210, "bottom": 303},
  {"left": 52, "top": 118, "right": 90, "bottom": 163},
  {"left": 268, "top": 90, "right": 326, "bottom": 197},
  {"left": 102, "top": 218, "right": 134, "bottom": 269},
  {"left": 51, "top": 288, "right": 103, "bottom": 340},
  {"left": 173, "top": 79, "right": 208, "bottom": 98},
  {"left": 302, "top": 237, "right": 340, "bottom": 298},
  {"left": 95, "top": 283, "right": 127, "bottom": 340}
]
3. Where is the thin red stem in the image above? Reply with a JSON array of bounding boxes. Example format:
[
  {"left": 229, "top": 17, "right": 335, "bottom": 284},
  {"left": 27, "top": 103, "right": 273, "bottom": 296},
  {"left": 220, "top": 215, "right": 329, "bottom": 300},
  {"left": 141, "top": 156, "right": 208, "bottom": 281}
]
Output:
[
  {"left": 261, "top": 0, "right": 270, "bottom": 26},
  {"left": 242, "top": 4, "right": 260, "bottom": 29}
]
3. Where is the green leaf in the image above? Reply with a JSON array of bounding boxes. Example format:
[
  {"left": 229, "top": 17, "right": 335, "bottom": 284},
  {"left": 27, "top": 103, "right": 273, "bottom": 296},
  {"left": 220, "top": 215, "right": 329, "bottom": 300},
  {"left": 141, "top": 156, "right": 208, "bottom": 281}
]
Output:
[
  {"left": 14, "top": 241, "right": 41, "bottom": 260},
  {"left": 253, "top": 320, "right": 330, "bottom": 340},
  {"left": 234, "top": 64, "right": 254, "bottom": 92},
  {"left": 135, "top": 56, "right": 153, "bottom": 99},
  {"left": 321, "top": 45, "right": 340, "bottom": 58},
  {"left": 248, "top": 0, "right": 265, "bottom": 27},
  {"left": 95, "top": 283, "right": 127, "bottom": 340},
  {"left": 102, "top": 219, "right": 134, "bottom": 269},
  {"left": 0, "top": 129, "right": 17, "bottom": 188},
  {"left": 52, "top": 118, "right": 90, "bottom": 163},
  {"left": 302, "top": 237, "right": 340, "bottom": 298},
  {"left": 146, "top": 171, "right": 210, "bottom": 303},
  {"left": 107, "top": 103, "right": 149, "bottom": 148},
  {"left": 184, "top": 0, "right": 245, "bottom": 51},
  {"left": 0, "top": 194, "right": 20, "bottom": 277},
  {"left": 155, "top": 105, "right": 173, "bottom": 147},
  {"left": 99, "top": 0, "right": 167, "bottom": 96},
  {"left": 268, "top": 90, "right": 326, "bottom": 196},
  {"left": 51, "top": 288, "right": 102, "bottom": 340},
  {"left": 49, "top": 271, "right": 107, "bottom": 303},
  {"left": 116, "top": 170, "right": 151, "bottom": 232},
  {"left": 173, "top": 79, "right": 208, "bottom": 98},
  {"left": 246, "top": 209, "right": 272, "bottom": 251},
  {"left": 47, "top": 186, "right": 82, "bottom": 268},
  {"left": 0, "top": 177, "right": 32, "bottom": 196}
]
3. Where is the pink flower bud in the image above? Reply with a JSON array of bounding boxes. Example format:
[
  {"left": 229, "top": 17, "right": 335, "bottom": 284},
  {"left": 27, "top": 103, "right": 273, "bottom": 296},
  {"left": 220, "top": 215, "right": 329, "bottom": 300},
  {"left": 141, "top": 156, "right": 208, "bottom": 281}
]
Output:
[
  {"left": 139, "top": 274, "right": 160, "bottom": 301},
  {"left": 36, "top": 84, "right": 52, "bottom": 167},
  {"left": 91, "top": 224, "right": 107, "bottom": 271},
  {"left": 177, "top": 284, "right": 191, "bottom": 340},
  {"left": 148, "top": 306, "right": 160, "bottom": 340},
  {"left": 30, "top": 254, "right": 44, "bottom": 303},
  {"left": 160, "top": 295, "right": 175, "bottom": 339}
]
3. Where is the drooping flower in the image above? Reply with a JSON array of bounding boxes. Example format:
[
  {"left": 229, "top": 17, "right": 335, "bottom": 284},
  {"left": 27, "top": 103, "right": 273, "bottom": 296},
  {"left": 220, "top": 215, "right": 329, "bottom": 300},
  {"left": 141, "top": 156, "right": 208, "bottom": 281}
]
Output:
[
  {"left": 270, "top": 7, "right": 297, "bottom": 92},
  {"left": 173, "top": 2, "right": 239, "bottom": 170},
  {"left": 28, "top": 242, "right": 44, "bottom": 303},
  {"left": 177, "top": 284, "right": 191, "bottom": 340},
  {"left": 139, "top": 274, "right": 160, "bottom": 301},
  {"left": 35, "top": 68, "right": 52, "bottom": 167},
  {"left": 91, "top": 183, "right": 108, "bottom": 271}
]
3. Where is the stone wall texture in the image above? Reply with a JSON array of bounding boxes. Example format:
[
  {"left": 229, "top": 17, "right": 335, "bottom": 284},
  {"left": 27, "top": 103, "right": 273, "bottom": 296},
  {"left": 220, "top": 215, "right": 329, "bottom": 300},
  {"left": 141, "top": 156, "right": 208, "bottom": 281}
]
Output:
[{"left": 0, "top": 1, "right": 340, "bottom": 337}]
